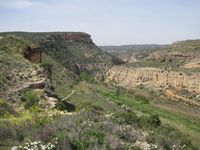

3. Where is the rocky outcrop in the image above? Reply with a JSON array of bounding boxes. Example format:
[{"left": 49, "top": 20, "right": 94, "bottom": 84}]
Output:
[
  {"left": 42, "top": 32, "right": 124, "bottom": 80},
  {"left": 171, "top": 39, "right": 200, "bottom": 48},
  {"left": 183, "top": 59, "right": 200, "bottom": 69},
  {"left": 23, "top": 46, "right": 42, "bottom": 63},
  {"left": 64, "top": 32, "right": 92, "bottom": 43},
  {"left": 106, "top": 66, "right": 200, "bottom": 107},
  {"left": 70, "top": 63, "right": 111, "bottom": 81},
  {"left": 46, "top": 32, "right": 93, "bottom": 44}
]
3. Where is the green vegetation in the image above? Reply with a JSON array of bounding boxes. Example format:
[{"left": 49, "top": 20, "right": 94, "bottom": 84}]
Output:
[
  {"left": 0, "top": 98, "right": 15, "bottom": 117},
  {"left": 42, "top": 53, "right": 78, "bottom": 96},
  {"left": 73, "top": 129, "right": 105, "bottom": 149},
  {"left": 56, "top": 100, "right": 76, "bottom": 112},
  {"left": 80, "top": 72, "right": 95, "bottom": 83},
  {"left": 101, "top": 89, "right": 200, "bottom": 147},
  {"left": 0, "top": 36, "right": 33, "bottom": 54},
  {"left": 2, "top": 80, "right": 196, "bottom": 149},
  {"left": 21, "top": 90, "right": 40, "bottom": 109},
  {"left": 0, "top": 32, "right": 200, "bottom": 149}
]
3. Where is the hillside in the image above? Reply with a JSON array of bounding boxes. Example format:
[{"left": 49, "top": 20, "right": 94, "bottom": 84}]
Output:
[
  {"left": 0, "top": 32, "right": 124, "bottom": 80},
  {"left": 0, "top": 34, "right": 199, "bottom": 149},
  {"left": 100, "top": 45, "right": 169, "bottom": 63}
]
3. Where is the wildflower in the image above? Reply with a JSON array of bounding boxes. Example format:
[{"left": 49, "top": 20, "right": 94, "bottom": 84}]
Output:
[{"left": 11, "top": 146, "right": 18, "bottom": 150}]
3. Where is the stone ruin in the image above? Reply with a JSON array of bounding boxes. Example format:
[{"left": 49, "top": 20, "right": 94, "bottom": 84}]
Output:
[{"left": 23, "top": 46, "right": 42, "bottom": 63}]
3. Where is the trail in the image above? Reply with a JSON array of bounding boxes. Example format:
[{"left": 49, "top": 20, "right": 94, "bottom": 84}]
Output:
[{"left": 62, "top": 90, "right": 75, "bottom": 101}]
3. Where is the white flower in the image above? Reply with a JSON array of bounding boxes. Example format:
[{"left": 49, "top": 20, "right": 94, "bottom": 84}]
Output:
[
  {"left": 11, "top": 146, "right": 18, "bottom": 150},
  {"left": 41, "top": 145, "right": 46, "bottom": 150}
]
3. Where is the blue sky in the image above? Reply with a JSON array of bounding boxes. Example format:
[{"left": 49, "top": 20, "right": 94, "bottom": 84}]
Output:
[{"left": 0, "top": 0, "right": 199, "bottom": 45}]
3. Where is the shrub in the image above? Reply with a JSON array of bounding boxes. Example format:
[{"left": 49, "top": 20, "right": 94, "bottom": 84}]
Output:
[
  {"left": 148, "top": 114, "right": 161, "bottom": 128},
  {"left": 115, "top": 86, "right": 121, "bottom": 98},
  {"left": 41, "top": 126, "right": 57, "bottom": 142},
  {"left": 102, "top": 91, "right": 117, "bottom": 99},
  {"left": 0, "top": 98, "right": 15, "bottom": 116},
  {"left": 0, "top": 121, "right": 16, "bottom": 140},
  {"left": 123, "top": 112, "right": 138, "bottom": 124},
  {"left": 56, "top": 100, "right": 76, "bottom": 112},
  {"left": 72, "top": 130, "right": 105, "bottom": 149},
  {"left": 146, "top": 125, "right": 196, "bottom": 150},
  {"left": 135, "top": 95, "right": 149, "bottom": 104},
  {"left": 113, "top": 111, "right": 140, "bottom": 128},
  {"left": 21, "top": 90, "right": 40, "bottom": 109},
  {"left": 140, "top": 114, "right": 161, "bottom": 129},
  {"left": 40, "top": 63, "right": 52, "bottom": 69},
  {"left": 84, "top": 130, "right": 105, "bottom": 145},
  {"left": 73, "top": 139, "right": 89, "bottom": 150},
  {"left": 80, "top": 72, "right": 95, "bottom": 83},
  {"left": 33, "top": 115, "right": 52, "bottom": 128}
]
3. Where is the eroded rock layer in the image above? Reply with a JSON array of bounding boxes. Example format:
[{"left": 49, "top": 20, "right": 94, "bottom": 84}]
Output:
[{"left": 106, "top": 66, "right": 200, "bottom": 107}]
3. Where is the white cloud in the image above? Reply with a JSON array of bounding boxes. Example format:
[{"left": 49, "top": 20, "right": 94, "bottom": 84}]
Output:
[{"left": 0, "top": 0, "right": 34, "bottom": 9}]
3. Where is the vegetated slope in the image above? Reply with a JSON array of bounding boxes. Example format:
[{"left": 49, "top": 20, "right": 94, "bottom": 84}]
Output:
[
  {"left": 0, "top": 36, "right": 41, "bottom": 100},
  {"left": 0, "top": 32, "right": 124, "bottom": 80},
  {"left": 0, "top": 34, "right": 199, "bottom": 149},
  {"left": 0, "top": 35, "right": 77, "bottom": 100},
  {"left": 100, "top": 44, "right": 169, "bottom": 63}
]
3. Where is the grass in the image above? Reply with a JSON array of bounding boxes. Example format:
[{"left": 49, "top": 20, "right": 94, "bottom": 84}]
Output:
[
  {"left": 42, "top": 53, "right": 78, "bottom": 97},
  {"left": 100, "top": 90, "right": 200, "bottom": 146},
  {"left": 60, "top": 80, "right": 200, "bottom": 147},
  {"left": 0, "top": 80, "right": 199, "bottom": 149}
]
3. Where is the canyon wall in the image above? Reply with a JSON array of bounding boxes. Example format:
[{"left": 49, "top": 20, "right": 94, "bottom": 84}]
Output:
[{"left": 106, "top": 66, "right": 200, "bottom": 106}]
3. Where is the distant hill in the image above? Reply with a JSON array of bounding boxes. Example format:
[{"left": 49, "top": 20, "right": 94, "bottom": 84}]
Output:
[
  {"left": 100, "top": 44, "right": 169, "bottom": 63},
  {"left": 100, "top": 44, "right": 169, "bottom": 53}
]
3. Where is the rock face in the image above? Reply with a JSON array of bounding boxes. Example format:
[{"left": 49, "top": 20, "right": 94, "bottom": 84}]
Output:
[
  {"left": 46, "top": 32, "right": 93, "bottom": 43},
  {"left": 106, "top": 66, "right": 200, "bottom": 107},
  {"left": 41, "top": 32, "right": 124, "bottom": 79},
  {"left": 23, "top": 46, "right": 42, "bottom": 63},
  {"left": 64, "top": 32, "right": 92, "bottom": 43},
  {"left": 183, "top": 59, "right": 200, "bottom": 69}
]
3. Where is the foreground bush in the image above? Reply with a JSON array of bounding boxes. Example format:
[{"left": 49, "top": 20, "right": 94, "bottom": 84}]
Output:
[
  {"left": 56, "top": 100, "right": 76, "bottom": 112},
  {"left": 21, "top": 90, "right": 40, "bottom": 109},
  {"left": 80, "top": 72, "right": 95, "bottom": 83},
  {"left": 146, "top": 125, "right": 197, "bottom": 150},
  {"left": 0, "top": 98, "right": 15, "bottom": 116},
  {"left": 140, "top": 114, "right": 161, "bottom": 129}
]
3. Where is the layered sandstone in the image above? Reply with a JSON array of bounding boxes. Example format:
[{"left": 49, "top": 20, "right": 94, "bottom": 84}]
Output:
[
  {"left": 106, "top": 66, "right": 200, "bottom": 106},
  {"left": 183, "top": 59, "right": 200, "bottom": 69},
  {"left": 46, "top": 32, "right": 93, "bottom": 43}
]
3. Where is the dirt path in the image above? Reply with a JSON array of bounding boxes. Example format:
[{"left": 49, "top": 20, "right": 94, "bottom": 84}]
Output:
[{"left": 62, "top": 90, "right": 75, "bottom": 101}]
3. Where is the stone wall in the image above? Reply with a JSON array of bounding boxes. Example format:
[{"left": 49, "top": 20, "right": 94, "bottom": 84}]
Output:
[
  {"left": 23, "top": 47, "right": 42, "bottom": 63},
  {"left": 30, "top": 50, "right": 42, "bottom": 63}
]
